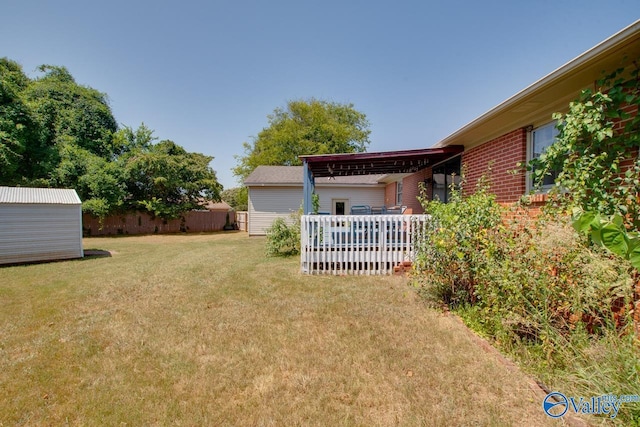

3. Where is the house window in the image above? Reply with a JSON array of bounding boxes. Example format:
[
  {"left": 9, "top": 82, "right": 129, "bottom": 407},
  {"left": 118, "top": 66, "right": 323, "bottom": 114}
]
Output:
[
  {"left": 530, "top": 121, "right": 560, "bottom": 190},
  {"left": 396, "top": 182, "right": 403, "bottom": 205},
  {"left": 431, "top": 156, "right": 461, "bottom": 203}
]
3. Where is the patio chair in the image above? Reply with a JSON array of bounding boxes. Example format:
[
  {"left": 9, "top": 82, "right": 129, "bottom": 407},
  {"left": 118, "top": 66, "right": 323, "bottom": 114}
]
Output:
[
  {"left": 370, "top": 206, "right": 386, "bottom": 215},
  {"left": 350, "top": 205, "right": 371, "bottom": 215},
  {"left": 385, "top": 205, "right": 403, "bottom": 214}
]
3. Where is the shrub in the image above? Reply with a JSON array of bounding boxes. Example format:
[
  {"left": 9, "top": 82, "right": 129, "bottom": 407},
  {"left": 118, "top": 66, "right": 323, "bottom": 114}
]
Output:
[
  {"left": 473, "top": 215, "right": 634, "bottom": 348},
  {"left": 412, "top": 174, "right": 639, "bottom": 424},
  {"left": 414, "top": 174, "right": 635, "bottom": 344},
  {"left": 414, "top": 175, "right": 502, "bottom": 307},
  {"left": 265, "top": 214, "right": 300, "bottom": 257}
]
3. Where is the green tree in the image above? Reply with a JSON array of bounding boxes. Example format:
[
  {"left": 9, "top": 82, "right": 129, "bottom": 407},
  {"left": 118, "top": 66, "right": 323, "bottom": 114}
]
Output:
[
  {"left": 0, "top": 59, "right": 224, "bottom": 220},
  {"left": 124, "top": 139, "right": 222, "bottom": 219},
  {"left": 0, "top": 58, "right": 42, "bottom": 183},
  {"left": 233, "top": 98, "right": 371, "bottom": 181},
  {"left": 49, "top": 124, "right": 222, "bottom": 220},
  {"left": 23, "top": 64, "right": 118, "bottom": 178},
  {"left": 110, "top": 123, "right": 155, "bottom": 158},
  {"left": 220, "top": 186, "right": 248, "bottom": 211},
  {"left": 50, "top": 141, "right": 126, "bottom": 217}
]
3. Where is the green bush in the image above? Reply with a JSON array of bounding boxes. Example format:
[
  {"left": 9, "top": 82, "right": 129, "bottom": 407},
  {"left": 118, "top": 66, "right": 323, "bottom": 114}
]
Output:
[
  {"left": 413, "top": 175, "right": 639, "bottom": 424},
  {"left": 474, "top": 215, "right": 633, "bottom": 346},
  {"left": 414, "top": 175, "right": 502, "bottom": 307},
  {"left": 414, "top": 175, "right": 634, "bottom": 343},
  {"left": 265, "top": 214, "right": 300, "bottom": 257}
]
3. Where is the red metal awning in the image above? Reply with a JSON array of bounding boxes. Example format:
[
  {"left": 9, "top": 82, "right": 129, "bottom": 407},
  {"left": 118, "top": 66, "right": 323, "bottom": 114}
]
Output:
[{"left": 300, "top": 146, "right": 463, "bottom": 178}]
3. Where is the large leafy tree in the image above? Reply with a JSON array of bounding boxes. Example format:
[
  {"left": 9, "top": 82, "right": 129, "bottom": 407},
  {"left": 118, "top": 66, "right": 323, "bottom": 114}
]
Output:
[
  {"left": 0, "top": 58, "right": 42, "bottom": 183},
  {"left": 110, "top": 122, "right": 155, "bottom": 158},
  {"left": 21, "top": 65, "right": 118, "bottom": 179},
  {"left": 221, "top": 187, "right": 248, "bottom": 211},
  {"left": 49, "top": 124, "right": 221, "bottom": 219},
  {"left": 25, "top": 65, "right": 117, "bottom": 155},
  {"left": 50, "top": 141, "right": 126, "bottom": 218},
  {"left": 124, "top": 139, "right": 222, "bottom": 219},
  {"left": 233, "top": 98, "right": 371, "bottom": 181},
  {"left": 0, "top": 58, "right": 223, "bottom": 219}
]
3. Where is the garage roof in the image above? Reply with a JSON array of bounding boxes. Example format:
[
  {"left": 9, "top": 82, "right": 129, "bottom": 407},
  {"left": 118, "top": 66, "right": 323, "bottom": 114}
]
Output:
[{"left": 245, "top": 165, "right": 387, "bottom": 185}]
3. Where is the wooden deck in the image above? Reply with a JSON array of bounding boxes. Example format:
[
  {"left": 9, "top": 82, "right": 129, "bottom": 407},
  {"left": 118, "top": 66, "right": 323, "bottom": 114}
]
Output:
[{"left": 300, "top": 214, "right": 430, "bottom": 275}]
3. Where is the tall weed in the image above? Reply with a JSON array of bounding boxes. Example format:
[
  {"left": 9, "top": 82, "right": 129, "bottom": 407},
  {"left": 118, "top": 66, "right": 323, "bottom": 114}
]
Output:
[
  {"left": 413, "top": 175, "right": 639, "bottom": 424},
  {"left": 414, "top": 175, "right": 502, "bottom": 307}
]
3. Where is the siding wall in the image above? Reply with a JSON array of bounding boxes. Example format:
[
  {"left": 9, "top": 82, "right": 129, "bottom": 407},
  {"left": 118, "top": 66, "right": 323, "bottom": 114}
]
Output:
[
  {"left": 248, "top": 186, "right": 304, "bottom": 235},
  {"left": 248, "top": 185, "right": 386, "bottom": 236},
  {"left": 316, "top": 186, "right": 385, "bottom": 214},
  {"left": 0, "top": 204, "right": 83, "bottom": 265}
]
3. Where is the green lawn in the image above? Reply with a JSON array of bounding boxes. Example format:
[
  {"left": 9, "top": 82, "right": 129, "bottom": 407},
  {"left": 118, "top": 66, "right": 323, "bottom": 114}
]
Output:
[{"left": 0, "top": 232, "right": 559, "bottom": 426}]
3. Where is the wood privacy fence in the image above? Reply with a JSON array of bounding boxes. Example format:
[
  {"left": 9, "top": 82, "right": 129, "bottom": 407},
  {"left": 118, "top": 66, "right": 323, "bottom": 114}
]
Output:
[
  {"left": 300, "top": 214, "right": 430, "bottom": 275},
  {"left": 83, "top": 210, "right": 235, "bottom": 236},
  {"left": 236, "top": 211, "right": 248, "bottom": 232}
]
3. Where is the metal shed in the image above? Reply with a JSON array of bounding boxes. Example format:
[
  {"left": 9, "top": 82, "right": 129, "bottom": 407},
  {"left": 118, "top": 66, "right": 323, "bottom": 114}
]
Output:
[{"left": 0, "top": 187, "right": 84, "bottom": 265}]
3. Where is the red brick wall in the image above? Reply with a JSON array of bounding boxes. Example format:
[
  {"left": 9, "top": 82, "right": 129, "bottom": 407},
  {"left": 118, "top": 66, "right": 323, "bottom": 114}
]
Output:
[
  {"left": 462, "top": 128, "right": 527, "bottom": 203},
  {"left": 616, "top": 103, "right": 638, "bottom": 174},
  {"left": 384, "top": 182, "right": 396, "bottom": 207},
  {"left": 388, "top": 127, "right": 528, "bottom": 210},
  {"left": 402, "top": 169, "right": 431, "bottom": 214}
]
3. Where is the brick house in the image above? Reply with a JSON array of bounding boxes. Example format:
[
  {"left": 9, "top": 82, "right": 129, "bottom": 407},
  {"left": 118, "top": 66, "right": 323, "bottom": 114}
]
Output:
[{"left": 301, "top": 20, "right": 640, "bottom": 214}]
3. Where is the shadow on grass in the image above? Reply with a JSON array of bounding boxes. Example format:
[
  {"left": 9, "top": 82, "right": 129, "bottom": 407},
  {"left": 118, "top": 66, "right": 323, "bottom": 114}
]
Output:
[
  {"left": 82, "top": 249, "right": 112, "bottom": 259},
  {"left": 0, "top": 249, "right": 111, "bottom": 268}
]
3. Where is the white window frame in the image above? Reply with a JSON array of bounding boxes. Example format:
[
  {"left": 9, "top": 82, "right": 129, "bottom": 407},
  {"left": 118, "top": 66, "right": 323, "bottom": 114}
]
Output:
[
  {"left": 396, "top": 181, "right": 403, "bottom": 205},
  {"left": 331, "top": 198, "right": 349, "bottom": 215},
  {"left": 526, "top": 121, "right": 559, "bottom": 193}
]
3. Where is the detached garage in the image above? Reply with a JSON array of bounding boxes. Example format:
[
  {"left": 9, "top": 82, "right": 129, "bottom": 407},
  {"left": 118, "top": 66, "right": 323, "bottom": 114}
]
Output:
[
  {"left": 244, "top": 166, "right": 387, "bottom": 236},
  {"left": 0, "top": 187, "right": 83, "bottom": 265}
]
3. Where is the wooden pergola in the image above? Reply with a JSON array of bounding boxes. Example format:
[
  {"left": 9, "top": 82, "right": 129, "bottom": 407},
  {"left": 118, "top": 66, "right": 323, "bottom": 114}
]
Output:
[{"left": 299, "top": 146, "right": 463, "bottom": 214}]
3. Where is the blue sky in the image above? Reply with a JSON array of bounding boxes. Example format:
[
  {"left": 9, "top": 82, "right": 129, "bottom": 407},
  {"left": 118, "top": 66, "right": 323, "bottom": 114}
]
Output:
[{"left": 2, "top": 1, "right": 638, "bottom": 189}]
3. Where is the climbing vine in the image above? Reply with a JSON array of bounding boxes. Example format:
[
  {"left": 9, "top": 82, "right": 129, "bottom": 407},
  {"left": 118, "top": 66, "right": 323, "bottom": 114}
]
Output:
[{"left": 529, "top": 61, "right": 640, "bottom": 267}]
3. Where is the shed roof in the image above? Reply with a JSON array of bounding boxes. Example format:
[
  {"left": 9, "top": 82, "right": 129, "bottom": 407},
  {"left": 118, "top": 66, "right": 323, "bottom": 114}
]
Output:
[
  {"left": 0, "top": 187, "right": 81, "bottom": 205},
  {"left": 244, "top": 166, "right": 386, "bottom": 186}
]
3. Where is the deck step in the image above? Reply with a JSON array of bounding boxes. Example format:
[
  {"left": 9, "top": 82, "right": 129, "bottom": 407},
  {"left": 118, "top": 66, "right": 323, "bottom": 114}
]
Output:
[{"left": 393, "top": 261, "right": 412, "bottom": 276}]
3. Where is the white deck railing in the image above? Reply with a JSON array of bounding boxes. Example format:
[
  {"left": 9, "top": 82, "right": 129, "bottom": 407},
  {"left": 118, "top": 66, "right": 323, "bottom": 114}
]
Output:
[{"left": 300, "top": 214, "right": 430, "bottom": 275}]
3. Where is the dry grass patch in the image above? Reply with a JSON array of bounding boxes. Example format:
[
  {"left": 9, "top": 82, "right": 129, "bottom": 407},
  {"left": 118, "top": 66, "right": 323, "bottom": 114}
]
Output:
[{"left": 0, "top": 232, "right": 555, "bottom": 426}]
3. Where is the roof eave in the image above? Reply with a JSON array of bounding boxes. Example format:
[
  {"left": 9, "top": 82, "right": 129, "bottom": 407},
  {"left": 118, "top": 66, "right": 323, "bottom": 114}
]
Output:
[{"left": 433, "top": 19, "right": 640, "bottom": 149}]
